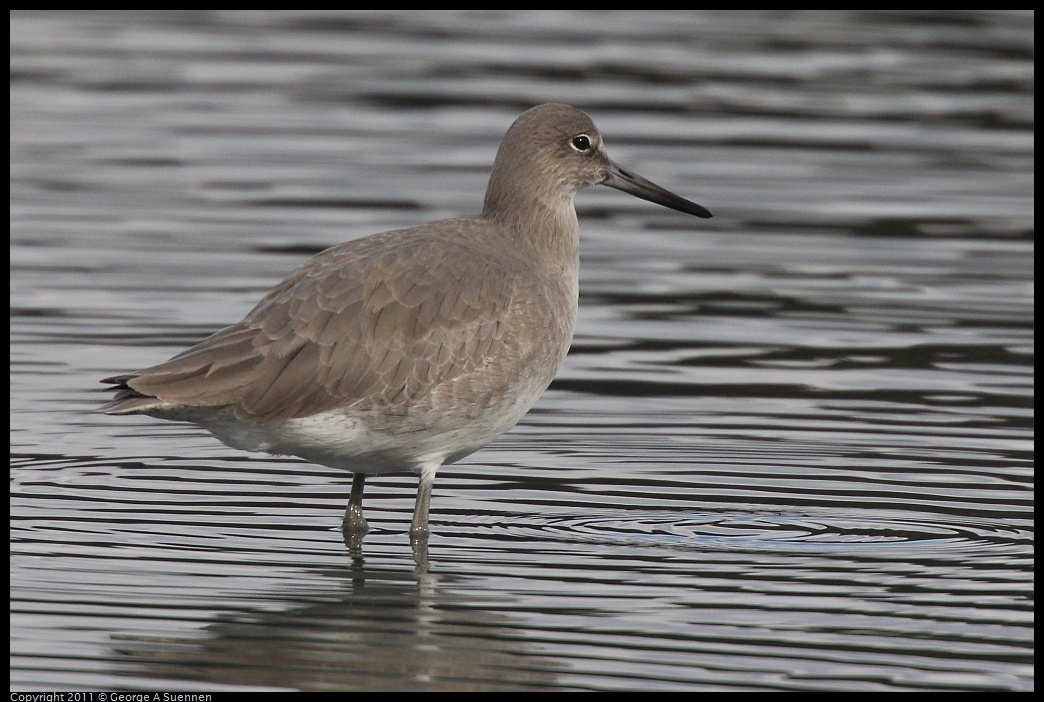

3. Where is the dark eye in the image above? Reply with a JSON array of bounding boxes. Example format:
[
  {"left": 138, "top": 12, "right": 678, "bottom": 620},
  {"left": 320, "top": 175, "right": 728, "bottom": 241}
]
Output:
[{"left": 571, "top": 134, "right": 592, "bottom": 152}]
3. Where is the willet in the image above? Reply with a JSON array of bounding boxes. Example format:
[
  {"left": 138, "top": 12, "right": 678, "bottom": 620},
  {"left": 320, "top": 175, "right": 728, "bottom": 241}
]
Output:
[{"left": 100, "top": 103, "right": 711, "bottom": 546}]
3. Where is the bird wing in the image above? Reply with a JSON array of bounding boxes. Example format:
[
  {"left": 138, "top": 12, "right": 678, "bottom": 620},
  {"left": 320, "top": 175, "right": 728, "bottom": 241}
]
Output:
[{"left": 104, "top": 221, "right": 548, "bottom": 425}]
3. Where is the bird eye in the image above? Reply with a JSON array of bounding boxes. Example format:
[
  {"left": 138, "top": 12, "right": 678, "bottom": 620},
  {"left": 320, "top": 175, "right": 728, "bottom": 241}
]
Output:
[{"left": 571, "top": 134, "right": 592, "bottom": 152}]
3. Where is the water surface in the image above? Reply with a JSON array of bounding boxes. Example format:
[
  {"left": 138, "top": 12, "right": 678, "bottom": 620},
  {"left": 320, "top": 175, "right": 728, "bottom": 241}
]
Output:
[{"left": 10, "top": 10, "right": 1033, "bottom": 691}]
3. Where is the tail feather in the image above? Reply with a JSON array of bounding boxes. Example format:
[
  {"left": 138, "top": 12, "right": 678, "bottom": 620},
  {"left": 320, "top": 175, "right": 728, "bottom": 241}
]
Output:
[{"left": 98, "top": 374, "right": 162, "bottom": 414}]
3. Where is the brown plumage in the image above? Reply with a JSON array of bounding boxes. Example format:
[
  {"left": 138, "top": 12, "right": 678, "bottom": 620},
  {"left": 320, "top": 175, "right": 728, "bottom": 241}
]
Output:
[{"left": 100, "top": 103, "right": 711, "bottom": 543}]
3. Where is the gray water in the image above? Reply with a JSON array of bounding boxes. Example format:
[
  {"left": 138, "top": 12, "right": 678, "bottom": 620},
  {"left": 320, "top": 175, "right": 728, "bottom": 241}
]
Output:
[{"left": 10, "top": 10, "right": 1033, "bottom": 692}]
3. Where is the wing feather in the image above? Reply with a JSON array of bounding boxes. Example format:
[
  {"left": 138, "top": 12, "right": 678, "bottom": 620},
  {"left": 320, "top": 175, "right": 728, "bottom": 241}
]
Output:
[{"left": 102, "top": 220, "right": 557, "bottom": 427}]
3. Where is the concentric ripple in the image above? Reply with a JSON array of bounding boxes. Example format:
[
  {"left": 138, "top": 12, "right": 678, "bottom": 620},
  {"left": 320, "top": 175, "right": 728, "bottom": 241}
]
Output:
[{"left": 523, "top": 511, "right": 1031, "bottom": 553}]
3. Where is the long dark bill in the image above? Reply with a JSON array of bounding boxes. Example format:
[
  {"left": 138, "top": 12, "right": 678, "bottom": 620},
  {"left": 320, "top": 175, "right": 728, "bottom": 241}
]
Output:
[{"left": 603, "top": 160, "right": 712, "bottom": 219}]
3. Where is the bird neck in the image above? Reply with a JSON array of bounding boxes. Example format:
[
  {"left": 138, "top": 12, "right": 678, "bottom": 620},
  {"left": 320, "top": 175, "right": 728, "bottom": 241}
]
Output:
[
  {"left": 481, "top": 168, "right": 580, "bottom": 273},
  {"left": 482, "top": 193, "right": 579, "bottom": 275}
]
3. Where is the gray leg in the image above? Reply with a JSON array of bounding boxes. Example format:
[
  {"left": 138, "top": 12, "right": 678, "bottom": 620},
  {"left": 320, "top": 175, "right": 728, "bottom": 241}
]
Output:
[
  {"left": 410, "top": 461, "right": 440, "bottom": 537},
  {"left": 343, "top": 473, "right": 370, "bottom": 534}
]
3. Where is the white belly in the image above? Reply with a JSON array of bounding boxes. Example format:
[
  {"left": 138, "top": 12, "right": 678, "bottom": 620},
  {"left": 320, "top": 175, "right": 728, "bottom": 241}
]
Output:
[{"left": 182, "top": 371, "right": 553, "bottom": 475}]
